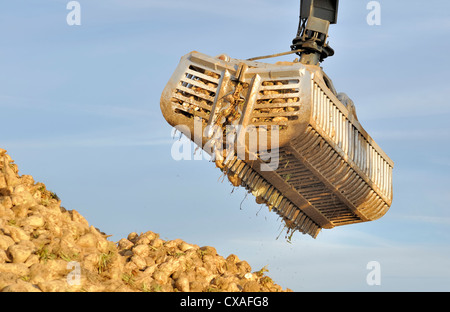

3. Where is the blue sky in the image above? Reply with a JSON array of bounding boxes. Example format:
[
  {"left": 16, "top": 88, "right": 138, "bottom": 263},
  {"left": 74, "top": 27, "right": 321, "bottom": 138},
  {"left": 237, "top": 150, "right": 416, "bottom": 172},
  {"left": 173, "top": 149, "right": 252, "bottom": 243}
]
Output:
[{"left": 1, "top": 0, "right": 450, "bottom": 291}]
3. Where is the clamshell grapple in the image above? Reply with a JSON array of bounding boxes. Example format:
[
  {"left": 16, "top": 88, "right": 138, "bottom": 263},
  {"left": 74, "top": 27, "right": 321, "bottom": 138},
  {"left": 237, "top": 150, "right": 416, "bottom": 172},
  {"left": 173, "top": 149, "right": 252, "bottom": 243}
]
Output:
[{"left": 161, "top": 51, "right": 393, "bottom": 238}]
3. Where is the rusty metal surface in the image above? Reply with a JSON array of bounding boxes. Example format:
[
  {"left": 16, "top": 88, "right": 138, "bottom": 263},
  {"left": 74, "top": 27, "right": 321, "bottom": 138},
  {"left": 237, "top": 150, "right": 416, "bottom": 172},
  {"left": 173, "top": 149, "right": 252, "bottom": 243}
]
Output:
[{"left": 160, "top": 51, "right": 394, "bottom": 238}]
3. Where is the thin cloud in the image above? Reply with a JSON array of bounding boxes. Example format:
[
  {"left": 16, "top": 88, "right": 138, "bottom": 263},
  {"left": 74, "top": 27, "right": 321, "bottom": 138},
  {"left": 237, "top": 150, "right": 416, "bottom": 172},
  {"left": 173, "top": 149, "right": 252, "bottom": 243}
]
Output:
[
  {"left": 108, "top": 0, "right": 293, "bottom": 21},
  {"left": 402, "top": 215, "right": 450, "bottom": 227},
  {"left": 370, "top": 128, "right": 450, "bottom": 141},
  {"left": 0, "top": 93, "right": 156, "bottom": 121},
  {"left": 1, "top": 131, "right": 173, "bottom": 149}
]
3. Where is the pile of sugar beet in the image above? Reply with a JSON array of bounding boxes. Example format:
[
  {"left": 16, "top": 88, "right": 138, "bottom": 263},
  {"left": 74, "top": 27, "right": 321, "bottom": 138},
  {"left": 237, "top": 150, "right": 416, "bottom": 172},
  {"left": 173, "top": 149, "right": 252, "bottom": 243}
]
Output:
[{"left": 0, "top": 148, "right": 291, "bottom": 292}]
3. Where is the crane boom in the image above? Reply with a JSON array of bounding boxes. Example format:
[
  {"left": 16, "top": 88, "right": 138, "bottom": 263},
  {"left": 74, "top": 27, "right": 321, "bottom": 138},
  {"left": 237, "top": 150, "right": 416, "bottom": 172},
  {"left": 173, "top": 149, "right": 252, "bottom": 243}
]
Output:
[{"left": 292, "top": 0, "right": 339, "bottom": 65}]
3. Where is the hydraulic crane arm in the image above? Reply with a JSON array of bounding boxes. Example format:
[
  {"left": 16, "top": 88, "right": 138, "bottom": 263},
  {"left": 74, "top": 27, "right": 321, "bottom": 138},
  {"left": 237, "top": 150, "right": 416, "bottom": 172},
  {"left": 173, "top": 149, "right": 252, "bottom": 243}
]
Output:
[{"left": 292, "top": 0, "right": 339, "bottom": 65}]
